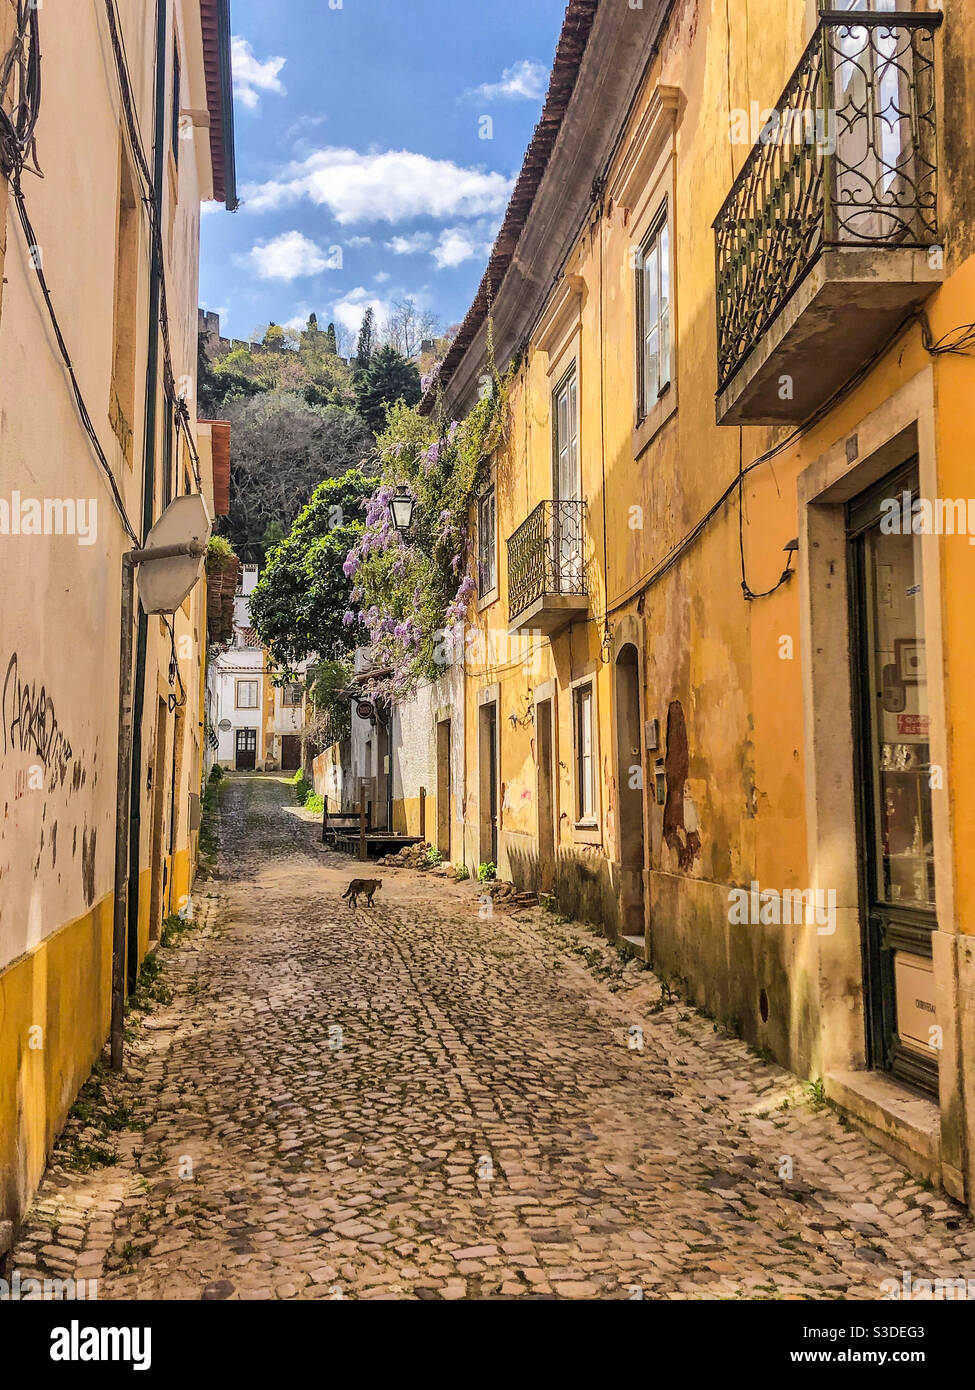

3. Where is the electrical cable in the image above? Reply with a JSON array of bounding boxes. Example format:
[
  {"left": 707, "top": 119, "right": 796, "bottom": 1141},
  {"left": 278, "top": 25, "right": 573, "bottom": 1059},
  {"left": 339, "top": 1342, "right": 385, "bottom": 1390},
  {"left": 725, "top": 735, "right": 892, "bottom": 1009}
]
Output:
[
  {"left": 103, "top": 0, "right": 204, "bottom": 495},
  {"left": 0, "top": 4, "right": 138, "bottom": 543},
  {"left": 593, "top": 302, "right": 924, "bottom": 626},
  {"left": 917, "top": 310, "right": 975, "bottom": 357},
  {"left": 737, "top": 427, "right": 795, "bottom": 601},
  {"left": 0, "top": 0, "right": 41, "bottom": 177},
  {"left": 164, "top": 615, "right": 187, "bottom": 711}
]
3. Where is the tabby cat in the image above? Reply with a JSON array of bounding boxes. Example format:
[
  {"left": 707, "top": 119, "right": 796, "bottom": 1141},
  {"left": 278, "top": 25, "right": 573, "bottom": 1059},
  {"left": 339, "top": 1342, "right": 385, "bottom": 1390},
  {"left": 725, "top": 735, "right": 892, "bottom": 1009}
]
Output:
[{"left": 341, "top": 878, "right": 382, "bottom": 909}]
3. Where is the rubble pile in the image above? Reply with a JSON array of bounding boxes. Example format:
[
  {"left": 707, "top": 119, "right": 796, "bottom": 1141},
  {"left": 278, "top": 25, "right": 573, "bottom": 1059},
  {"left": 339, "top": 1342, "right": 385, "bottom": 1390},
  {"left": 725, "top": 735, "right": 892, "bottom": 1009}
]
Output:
[
  {"left": 482, "top": 880, "right": 539, "bottom": 912},
  {"left": 377, "top": 841, "right": 441, "bottom": 869}
]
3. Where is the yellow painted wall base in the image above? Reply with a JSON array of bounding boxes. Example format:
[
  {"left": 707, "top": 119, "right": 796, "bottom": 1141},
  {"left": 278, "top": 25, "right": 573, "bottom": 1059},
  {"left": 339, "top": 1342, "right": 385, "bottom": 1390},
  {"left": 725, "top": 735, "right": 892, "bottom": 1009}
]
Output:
[
  {"left": 393, "top": 795, "right": 435, "bottom": 840},
  {"left": 0, "top": 894, "right": 113, "bottom": 1230}
]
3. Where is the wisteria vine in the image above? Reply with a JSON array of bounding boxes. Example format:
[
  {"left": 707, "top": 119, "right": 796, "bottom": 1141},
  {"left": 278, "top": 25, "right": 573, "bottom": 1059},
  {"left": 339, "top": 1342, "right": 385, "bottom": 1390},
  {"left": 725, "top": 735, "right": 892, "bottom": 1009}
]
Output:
[{"left": 344, "top": 380, "right": 508, "bottom": 701}]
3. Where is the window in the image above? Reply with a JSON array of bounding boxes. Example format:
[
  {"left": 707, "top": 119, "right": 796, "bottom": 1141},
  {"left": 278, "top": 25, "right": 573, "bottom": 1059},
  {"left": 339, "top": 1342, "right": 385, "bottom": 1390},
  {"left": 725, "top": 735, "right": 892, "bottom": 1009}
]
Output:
[
  {"left": 282, "top": 684, "right": 303, "bottom": 707},
  {"left": 637, "top": 211, "right": 671, "bottom": 418},
  {"left": 573, "top": 682, "right": 595, "bottom": 823},
  {"left": 477, "top": 485, "right": 497, "bottom": 595},
  {"left": 821, "top": 1, "right": 897, "bottom": 10},
  {"left": 171, "top": 41, "right": 181, "bottom": 165},
  {"left": 554, "top": 368, "right": 580, "bottom": 500},
  {"left": 236, "top": 679, "right": 259, "bottom": 709}
]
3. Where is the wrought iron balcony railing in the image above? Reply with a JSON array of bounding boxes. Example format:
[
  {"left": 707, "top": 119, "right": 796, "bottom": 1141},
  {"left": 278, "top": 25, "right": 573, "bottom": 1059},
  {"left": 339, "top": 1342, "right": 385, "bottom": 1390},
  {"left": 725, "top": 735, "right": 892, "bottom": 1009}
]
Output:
[
  {"left": 507, "top": 499, "right": 587, "bottom": 624},
  {"left": 713, "top": 10, "right": 941, "bottom": 394}
]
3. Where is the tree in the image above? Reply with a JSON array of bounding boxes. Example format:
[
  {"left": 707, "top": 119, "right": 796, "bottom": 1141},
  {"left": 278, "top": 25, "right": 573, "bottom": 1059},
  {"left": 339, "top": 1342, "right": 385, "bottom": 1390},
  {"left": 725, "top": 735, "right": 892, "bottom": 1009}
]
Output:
[
  {"left": 220, "top": 393, "right": 374, "bottom": 562},
  {"left": 355, "top": 307, "right": 376, "bottom": 373},
  {"left": 197, "top": 332, "right": 259, "bottom": 415},
  {"left": 307, "top": 312, "right": 319, "bottom": 333},
  {"left": 354, "top": 345, "right": 422, "bottom": 435},
  {"left": 383, "top": 297, "right": 442, "bottom": 361},
  {"left": 248, "top": 470, "right": 371, "bottom": 668},
  {"left": 324, "top": 321, "right": 338, "bottom": 355}
]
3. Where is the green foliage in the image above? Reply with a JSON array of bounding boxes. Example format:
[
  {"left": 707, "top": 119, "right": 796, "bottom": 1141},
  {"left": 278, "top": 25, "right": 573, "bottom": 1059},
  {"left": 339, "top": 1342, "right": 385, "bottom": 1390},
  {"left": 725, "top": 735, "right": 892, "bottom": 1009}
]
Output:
[
  {"left": 477, "top": 861, "right": 497, "bottom": 883},
  {"left": 425, "top": 846, "right": 443, "bottom": 866},
  {"left": 292, "top": 770, "right": 323, "bottom": 813},
  {"left": 204, "top": 536, "right": 240, "bottom": 646},
  {"left": 160, "top": 912, "right": 192, "bottom": 949},
  {"left": 199, "top": 769, "right": 224, "bottom": 866},
  {"left": 453, "top": 863, "right": 470, "bottom": 881},
  {"left": 351, "top": 373, "right": 508, "bottom": 699},
  {"left": 307, "top": 658, "right": 353, "bottom": 746},
  {"left": 220, "top": 394, "right": 373, "bottom": 563},
  {"left": 355, "top": 306, "right": 376, "bottom": 372},
  {"left": 248, "top": 469, "right": 371, "bottom": 667},
  {"left": 354, "top": 345, "right": 422, "bottom": 435},
  {"left": 806, "top": 1077, "right": 828, "bottom": 1110},
  {"left": 197, "top": 333, "right": 259, "bottom": 416},
  {"left": 126, "top": 952, "right": 172, "bottom": 1012},
  {"left": 205, "top": 535, "right": 236, "bottom": 569}
]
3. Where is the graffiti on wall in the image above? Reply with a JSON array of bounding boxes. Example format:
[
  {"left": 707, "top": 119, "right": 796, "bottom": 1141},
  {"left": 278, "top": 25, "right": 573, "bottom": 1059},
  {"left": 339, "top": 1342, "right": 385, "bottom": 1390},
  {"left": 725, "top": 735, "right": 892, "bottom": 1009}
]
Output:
[{"left": 2, "top": 652, "right": 74, "bottom": 790}]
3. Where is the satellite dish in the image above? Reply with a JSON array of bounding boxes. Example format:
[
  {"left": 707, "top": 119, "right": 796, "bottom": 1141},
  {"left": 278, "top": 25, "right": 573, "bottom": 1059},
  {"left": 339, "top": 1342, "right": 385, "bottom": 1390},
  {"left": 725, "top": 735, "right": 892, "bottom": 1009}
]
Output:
[{"left": 137, "top": 494, "right": 211, "bottom": 614}]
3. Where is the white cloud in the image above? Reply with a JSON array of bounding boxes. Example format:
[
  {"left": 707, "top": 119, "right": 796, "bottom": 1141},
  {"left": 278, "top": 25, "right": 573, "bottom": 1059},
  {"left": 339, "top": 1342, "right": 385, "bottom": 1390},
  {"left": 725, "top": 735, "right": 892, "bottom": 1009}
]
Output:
[
  {"left": 345, "top": 235, "right": 373, "bottom": 249},
  {"left": 384, "top": 222, "right": 496, "bottom": 269},
  {"left": 285, "top": 113, "right": 328, "bottom": 144},
  {"left": 374, "top": 271, "right": 391, "bottom": 284},
  {"left": 239, "top": 231, "right": 332, "bottom": 281},
  {"left": 232, "top": 36, "right": 286, "bottom": 110},
  {"left": 331, "top": 286, "right": 392, "bottom": 337},
  {"left": 431, "top": 225, "right": 494, "bottom": 269},
  {"left": 468, "top": 58, "right": 548, "bottom": 103},
  {"left": 240, "top": 147, "right": 513, "bottom": 224},
  {"left": 283, "top": 307, "right": 313, "bottom": 333},
  {"left": 386, "top": 231, "right": 434, "bottom": 256}
]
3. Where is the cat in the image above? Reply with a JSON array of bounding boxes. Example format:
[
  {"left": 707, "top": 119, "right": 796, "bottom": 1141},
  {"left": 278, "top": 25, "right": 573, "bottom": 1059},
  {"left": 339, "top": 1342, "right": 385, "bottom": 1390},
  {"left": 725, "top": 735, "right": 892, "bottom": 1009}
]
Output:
[{"left": 341, "top": 878, "right": 382, "bottom": 909}]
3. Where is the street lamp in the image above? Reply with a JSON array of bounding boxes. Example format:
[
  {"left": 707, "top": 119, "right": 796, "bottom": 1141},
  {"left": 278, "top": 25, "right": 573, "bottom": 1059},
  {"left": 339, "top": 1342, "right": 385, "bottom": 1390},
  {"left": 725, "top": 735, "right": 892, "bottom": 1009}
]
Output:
[{"left": 389, "top": 486, "right": 415, "bottom": 533}]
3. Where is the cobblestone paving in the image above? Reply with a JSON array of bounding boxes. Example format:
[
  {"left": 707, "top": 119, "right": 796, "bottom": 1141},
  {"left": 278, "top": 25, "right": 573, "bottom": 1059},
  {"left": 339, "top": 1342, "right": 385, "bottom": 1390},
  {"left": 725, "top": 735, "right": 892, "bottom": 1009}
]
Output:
[{"left": 12, "top": 774, "right": 975, "bottom": 1299}]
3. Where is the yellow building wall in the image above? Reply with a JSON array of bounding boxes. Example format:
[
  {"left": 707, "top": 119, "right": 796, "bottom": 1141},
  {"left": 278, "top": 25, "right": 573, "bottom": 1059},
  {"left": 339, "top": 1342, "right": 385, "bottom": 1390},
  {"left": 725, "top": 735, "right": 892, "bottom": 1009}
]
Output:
[{"left": 457, "top": 0, "right": 974, "bottom": 1091}]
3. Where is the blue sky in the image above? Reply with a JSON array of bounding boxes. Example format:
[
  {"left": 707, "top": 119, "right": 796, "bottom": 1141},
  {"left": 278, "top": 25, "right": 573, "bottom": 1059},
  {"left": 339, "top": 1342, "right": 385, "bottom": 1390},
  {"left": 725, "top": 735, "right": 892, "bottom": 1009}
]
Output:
[{"left": 200, "top": 0, "right": 568, "bottom": 350}]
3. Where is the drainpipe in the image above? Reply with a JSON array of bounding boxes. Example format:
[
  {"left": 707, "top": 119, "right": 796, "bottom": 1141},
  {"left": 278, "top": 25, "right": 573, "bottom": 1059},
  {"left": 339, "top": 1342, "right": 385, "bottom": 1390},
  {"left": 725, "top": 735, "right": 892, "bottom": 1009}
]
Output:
[
  {"left": 112, "top": 539, "right": 206, "bottom": 1069},
  {"left": 380, "top": 701, "right": 393, "bottom": 832},
  {"left": 126, "top": 0, "right": 169, "bottom": 990}
]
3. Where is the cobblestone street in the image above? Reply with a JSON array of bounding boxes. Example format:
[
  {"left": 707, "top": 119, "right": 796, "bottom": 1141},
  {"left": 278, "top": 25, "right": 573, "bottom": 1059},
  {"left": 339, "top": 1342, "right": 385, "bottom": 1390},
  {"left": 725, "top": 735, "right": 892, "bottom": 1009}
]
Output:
[{"left": 13, "top": 774, "right": 974, "bottom": 1301}]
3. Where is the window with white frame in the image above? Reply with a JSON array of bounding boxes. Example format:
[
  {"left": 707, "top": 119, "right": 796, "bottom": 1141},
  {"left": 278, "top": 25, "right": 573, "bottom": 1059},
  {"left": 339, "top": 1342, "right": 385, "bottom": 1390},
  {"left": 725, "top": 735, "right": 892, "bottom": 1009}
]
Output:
[
  {"left": 281, "top": 684, "right": 303, "bottom": 707},
  {"left": 477, "top": 485, "right": 497, "bottom": 596},
  {"left": 554, "top": 367, "right": 580, "bottom": 501},
  {"left": 573, "top": 681, "right": 596, "bottom": 823},
  {"left": 637, "top": 209, "right": 671, "bottom": 418},
  {"left": 236, "top": 679, "right": 259, "bottom": 709}
]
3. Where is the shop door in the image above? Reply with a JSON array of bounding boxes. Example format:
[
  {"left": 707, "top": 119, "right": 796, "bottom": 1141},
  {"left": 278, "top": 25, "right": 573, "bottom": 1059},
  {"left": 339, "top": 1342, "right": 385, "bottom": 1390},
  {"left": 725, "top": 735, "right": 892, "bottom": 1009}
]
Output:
[{"left": 849, "top": 460, "right": 938, "bottom": 1095}]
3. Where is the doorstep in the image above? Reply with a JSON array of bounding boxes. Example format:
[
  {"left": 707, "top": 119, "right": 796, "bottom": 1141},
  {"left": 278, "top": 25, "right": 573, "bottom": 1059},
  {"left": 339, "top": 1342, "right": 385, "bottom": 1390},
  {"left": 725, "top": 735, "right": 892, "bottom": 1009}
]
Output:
[
  {"left": 826, "top": 1070, "right": 941, "bottom": 1188},
  {"left": 621, "top": 934, "right": 646, "bottom": 958}
]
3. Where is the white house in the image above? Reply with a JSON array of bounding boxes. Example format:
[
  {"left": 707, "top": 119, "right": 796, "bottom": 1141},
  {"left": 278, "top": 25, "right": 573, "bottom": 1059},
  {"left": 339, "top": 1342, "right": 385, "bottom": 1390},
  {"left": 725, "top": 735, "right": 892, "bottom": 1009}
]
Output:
[{"left": 207, "top": 563, "right": 310, "bottom": 772}]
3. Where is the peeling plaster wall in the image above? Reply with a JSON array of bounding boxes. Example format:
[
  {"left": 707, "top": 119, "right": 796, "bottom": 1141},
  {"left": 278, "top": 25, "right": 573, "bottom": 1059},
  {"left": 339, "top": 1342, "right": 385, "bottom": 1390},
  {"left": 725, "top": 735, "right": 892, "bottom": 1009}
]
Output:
[{"left": 445, "top": 0, "right": 975, "bottom": 1189}]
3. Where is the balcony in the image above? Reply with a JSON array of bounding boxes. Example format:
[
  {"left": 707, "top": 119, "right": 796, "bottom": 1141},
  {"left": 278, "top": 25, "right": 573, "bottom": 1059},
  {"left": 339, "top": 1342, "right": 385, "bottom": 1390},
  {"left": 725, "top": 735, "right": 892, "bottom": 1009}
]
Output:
[
  {"left": 507, "top": 499, "right": 588, "bottom": 636},
  {"left": 713, "top": 11, "right": 943, "bottom": 426}
]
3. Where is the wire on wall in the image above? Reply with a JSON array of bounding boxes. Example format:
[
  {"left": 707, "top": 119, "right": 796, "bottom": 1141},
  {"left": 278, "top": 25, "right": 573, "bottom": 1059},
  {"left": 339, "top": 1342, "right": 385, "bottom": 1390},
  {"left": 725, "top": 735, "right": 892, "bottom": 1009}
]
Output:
[
  {"left": 103, "top": 0, "right": 204, "bottom": 497},
  {"left": 0, "top": 5, "right": 140, "bottom": 545}
]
